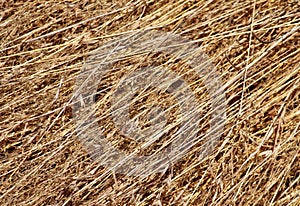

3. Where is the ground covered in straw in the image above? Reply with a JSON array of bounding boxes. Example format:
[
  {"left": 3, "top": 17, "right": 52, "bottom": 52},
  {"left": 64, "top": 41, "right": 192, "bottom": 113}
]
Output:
[{"left": 0, "top": 0, "right": 299, "bottom": 205}]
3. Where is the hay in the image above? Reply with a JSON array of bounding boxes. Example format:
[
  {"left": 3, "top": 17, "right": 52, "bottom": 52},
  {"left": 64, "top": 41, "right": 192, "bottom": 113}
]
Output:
[{"left": 0, "top": 0, "right": 299, "bottom": 205}]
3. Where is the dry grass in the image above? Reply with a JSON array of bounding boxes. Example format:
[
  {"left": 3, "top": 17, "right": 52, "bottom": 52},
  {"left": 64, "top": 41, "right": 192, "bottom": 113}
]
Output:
[{"left": 0, "top": 0, "right": 300, "bottom": 205}]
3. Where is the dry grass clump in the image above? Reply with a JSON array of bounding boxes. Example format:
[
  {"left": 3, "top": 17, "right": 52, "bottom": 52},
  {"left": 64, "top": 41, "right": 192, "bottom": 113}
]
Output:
[{"left": 0, "top": 0, "right": 300, "bottom": 205}]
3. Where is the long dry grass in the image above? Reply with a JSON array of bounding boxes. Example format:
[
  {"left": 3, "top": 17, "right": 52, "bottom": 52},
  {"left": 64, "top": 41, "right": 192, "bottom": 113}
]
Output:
[{"left": 0, "top": 0, "right": 300, "bottom": 205}]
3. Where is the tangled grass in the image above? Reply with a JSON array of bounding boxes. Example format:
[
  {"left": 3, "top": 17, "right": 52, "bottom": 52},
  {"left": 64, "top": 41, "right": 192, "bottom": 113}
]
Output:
[{"left": 0, "top": 0, "right": 299, "bottom": 205}]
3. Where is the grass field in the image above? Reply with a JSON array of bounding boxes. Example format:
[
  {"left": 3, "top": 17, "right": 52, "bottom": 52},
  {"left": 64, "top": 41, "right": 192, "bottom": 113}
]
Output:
[{"left": 0, "top": 0, "right": 299, "bottom": 205}]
